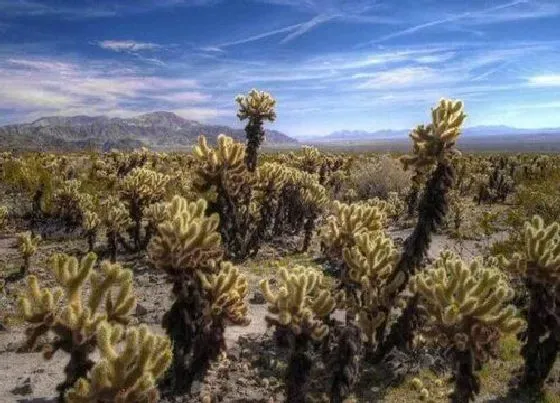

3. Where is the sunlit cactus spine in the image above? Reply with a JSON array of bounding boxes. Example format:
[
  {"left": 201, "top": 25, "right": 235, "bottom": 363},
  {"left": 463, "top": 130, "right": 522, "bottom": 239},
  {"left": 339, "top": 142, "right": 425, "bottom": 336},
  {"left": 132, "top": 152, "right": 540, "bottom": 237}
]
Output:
[
  {"left": 236, "top": 88, "right": 276, "bottom": 172},
  {"left": 413, "top": 252, "right": 524, "bottom": 402},
  {"left": 147, "top": 195, "right": 250, "bottom": 394},
  {"left": 499, "top": 215, "right": 560, "bottom": 391},
  {"left": 17, "top": 252, "right": 137, "bottom": 400},
  {"left": 260, "top": 265, "right": 335, "bottom": 403},
  {"left": 100, "top": 196, "right": 131, "bottom": 263}
]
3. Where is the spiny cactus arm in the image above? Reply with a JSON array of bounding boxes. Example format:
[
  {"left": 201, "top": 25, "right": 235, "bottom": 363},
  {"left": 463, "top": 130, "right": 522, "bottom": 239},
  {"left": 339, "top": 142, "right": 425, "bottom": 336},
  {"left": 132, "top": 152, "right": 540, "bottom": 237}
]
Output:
[
  {"left": 18, "top": 231, "right": 41, "bottom": 258},
  {"left": 259, "top": 266, "right": 335, "bottom": 341},
  {"left": 50, "top": 253, "right": 96, "bottom": 306},
  {"left": 18, "top": 276, "right": 64, "bottom": 350},
  {"left": 88, "top": 261, "right": 136, "bottom": 324},
  {"left": 147, "top": 196, "right": 223, "bottom": 275},
  {"left": 197, "top": 261, "right": 250, "bottom": 325},
  {"left": 81, "top": 210, "right": 100, "bottom": 232},
  {"left": 65, "top": 323, "right": 172, "bottom": 403}
]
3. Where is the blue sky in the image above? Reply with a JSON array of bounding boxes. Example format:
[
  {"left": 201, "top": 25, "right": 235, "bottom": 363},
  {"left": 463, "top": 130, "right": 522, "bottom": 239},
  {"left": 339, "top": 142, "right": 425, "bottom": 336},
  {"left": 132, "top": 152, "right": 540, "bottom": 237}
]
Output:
[{"left": 1, "top": 0, "right": 560, "bottom": 137}]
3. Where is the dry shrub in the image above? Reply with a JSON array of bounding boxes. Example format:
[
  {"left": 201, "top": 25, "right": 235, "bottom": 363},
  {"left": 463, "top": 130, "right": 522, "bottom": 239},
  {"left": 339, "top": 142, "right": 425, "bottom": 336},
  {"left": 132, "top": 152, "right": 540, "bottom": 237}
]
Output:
[{"left": 348, "top": 155, "right": 410, "bottom": 200}]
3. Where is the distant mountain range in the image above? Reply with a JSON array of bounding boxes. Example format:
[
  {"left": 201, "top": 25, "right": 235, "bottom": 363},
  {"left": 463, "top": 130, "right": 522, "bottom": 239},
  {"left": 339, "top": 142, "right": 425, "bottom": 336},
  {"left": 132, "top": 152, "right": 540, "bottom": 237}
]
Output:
[
  {"left": 303, "top": 125, "right": 560, "bottom": 143},
  {"left": 0, "top": 111, "right": 297, "bottom": 151}
]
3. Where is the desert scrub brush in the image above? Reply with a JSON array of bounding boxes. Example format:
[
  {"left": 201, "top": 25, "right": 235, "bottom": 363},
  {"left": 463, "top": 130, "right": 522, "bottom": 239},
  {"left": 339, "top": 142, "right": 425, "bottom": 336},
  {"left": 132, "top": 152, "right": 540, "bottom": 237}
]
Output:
[
  {"left": 499, "top": 215, "right": 560, "bottom": 391},
  {"left": 17, "top": 252, "right": 136, "bottom": 400},
  {"left": 260, "top": 265, "right": 336, "bottom": 403},
  {"left": 236, "top": 88, "right": 276, "bottom": 172},
  {"left": 65, "top": 322, "right": 172, "bottom": 403},
  {"left": 147, "top": 195, "right": 250, "bottom": 394},
  {"left": 413, "top": 251, "right": 524, "bottom": 403}
]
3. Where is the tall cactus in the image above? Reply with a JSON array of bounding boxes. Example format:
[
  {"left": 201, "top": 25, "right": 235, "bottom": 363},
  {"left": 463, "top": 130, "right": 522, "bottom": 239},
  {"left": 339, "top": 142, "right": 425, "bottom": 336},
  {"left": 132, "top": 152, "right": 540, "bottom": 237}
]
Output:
[
  {"left": 500, "top": 215, "right": 560, "bottom": 391},
  {"left": 236, "top": 89, "right": 276, "bottom": 172},
  {"left": 379, "top": 98, "right": 466, "bottom": 356},
  {"left": 147, "top": 195, "right": 249, "bottom": 393}
]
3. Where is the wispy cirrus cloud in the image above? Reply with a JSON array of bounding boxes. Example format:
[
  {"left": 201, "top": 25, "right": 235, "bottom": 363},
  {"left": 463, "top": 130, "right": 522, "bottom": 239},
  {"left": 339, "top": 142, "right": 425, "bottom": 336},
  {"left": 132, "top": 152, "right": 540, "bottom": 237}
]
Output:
[
  {"left": 527, "top": 74, "right": 560, "bottom": 87},
  {"left": 98, "top": 40, "right": 162, "bottom": 52}
]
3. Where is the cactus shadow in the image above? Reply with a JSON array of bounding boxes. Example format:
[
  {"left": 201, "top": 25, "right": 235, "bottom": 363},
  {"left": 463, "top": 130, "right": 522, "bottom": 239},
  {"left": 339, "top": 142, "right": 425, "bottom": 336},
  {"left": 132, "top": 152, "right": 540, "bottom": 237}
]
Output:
[{"left": 16, "top": 399, "right": 58, "bottom": 403}]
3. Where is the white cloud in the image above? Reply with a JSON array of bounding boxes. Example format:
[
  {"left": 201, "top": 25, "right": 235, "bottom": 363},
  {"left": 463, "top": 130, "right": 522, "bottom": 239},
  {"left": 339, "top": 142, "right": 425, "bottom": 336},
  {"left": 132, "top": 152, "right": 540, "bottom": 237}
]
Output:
[
  {"left": 354, "top": 67, "right": 451, "bottom": 89},
  {"left": 172, "top": 107, "right": 229, "bottom": 121},
  {"left": 527, "top": 74, "right": 560, "bottom": 87},
  {"left": 98, "top": 40, "right": 161, "bottom": 52}
]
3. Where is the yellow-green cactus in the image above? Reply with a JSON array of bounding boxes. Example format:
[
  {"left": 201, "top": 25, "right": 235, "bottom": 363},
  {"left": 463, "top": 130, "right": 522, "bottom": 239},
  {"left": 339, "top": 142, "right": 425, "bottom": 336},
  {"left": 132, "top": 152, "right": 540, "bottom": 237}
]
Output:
[
  {"left": 260, "top": 265, "right": 336, "bottom": 402},
  {"left": 502, "top": 215, "right": 560, "bottom": 285},
  {"left": 17, "top": 231, "right": 41, "bottom": 274},
  {"left": 413, "top": 251, "right": 523, "bottom": 402},
  {"left": 320, "top": 200, "right": 387, "bottom": 262},
  {"left": 65, "top": 323, "right": 172, "bottom": 403},
  {"left": 147, "top": 195, "right": 222, "bottom": 275},
  {"left": 414, "top": 251, "right": 523, "bottom": 355},
  {"left": 18, "top": 252, "right": 137, "bottom": 398},
  {"left": 82, "top": 210, "right": 100, "bottom": 252},
  {"left": 260, "top": 265, "right": 335, "bottom": 341},
  {"left": 198, "top": 261, "right": 250, "bottom": 325},
  {"left": 341, "top": 231, "right": 403, "bottom": 344},
  {"left": 100, "top": 196, "right": 132, "bottom": 262},
  {"left": 236, "top": 89, "right": 276, "bottom": 122},
  {"left": 236, "top": 88, "right": 276, "bottom": 171},
  {"left": 498, "top": 215, "right": 560, "bottom": 390},
  {"left": 401, "top": 99, "right": 466, "bottom": 170}
]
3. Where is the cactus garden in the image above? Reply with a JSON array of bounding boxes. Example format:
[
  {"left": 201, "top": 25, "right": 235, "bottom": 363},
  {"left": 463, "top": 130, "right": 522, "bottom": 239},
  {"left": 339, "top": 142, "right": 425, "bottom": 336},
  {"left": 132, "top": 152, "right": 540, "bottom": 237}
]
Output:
[{"left": 0, "top": 94, "right": 559, "bottom": 403}]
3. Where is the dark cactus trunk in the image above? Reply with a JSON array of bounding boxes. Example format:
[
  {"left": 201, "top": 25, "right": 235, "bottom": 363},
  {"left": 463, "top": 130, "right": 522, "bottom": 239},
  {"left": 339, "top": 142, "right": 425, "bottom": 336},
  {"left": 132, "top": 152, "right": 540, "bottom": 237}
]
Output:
[
  {"left": 286, "top": 334, "right": 312, "bottom": 403},
  {"left": 107, "top": 230, "right": 117, "bottom": 263},
  {"left": 521, "top": 281, "right": 560, "bottom": 391},
  {"left": 245, "top": 119, "right": 264, "bottom": 173},
  {"left": 57, "top": 347, "right": 94, "bottom": 402},
  {"left": 331, "top": 324, "right": 363, "bottom": 403},
  {"left": 302, "top": 212, "right": 317, "bottom": 252},
  {"left": 376, "top": 162, "right": 455, "bottom": 357},
  {"left": 451, "top": 348, "right": 480, "bottom": 403},
  {"left": 162, "top": 279, "right": 224, "bottom": 394}
]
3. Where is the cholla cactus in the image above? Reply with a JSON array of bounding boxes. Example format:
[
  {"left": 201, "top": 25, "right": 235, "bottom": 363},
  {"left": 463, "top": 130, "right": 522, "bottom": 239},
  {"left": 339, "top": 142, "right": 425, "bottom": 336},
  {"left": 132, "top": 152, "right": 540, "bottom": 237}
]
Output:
[
  {"left": 100, "top": 196, "right": 132, "bottom": 263},
  {"left": 331, "top": 231, "right": 403, "bottom": 402},
  {"left": 193, "top": 134, "right": 264, "bottom": 259},
  {"left": 120, "top": 167, "right": 170, "bottom": 251},
  {"left": 51, "top": 179, "right": 94, "bottom": 227},
  {"left": 401, "top": 99, "right": 465, "bottom": 217},
  {"left": 299, "top": 172, "right": 328, "bottom": 251},
  {"left": 320, "top": 200, "right": 386, "bottom": 263},
  {"left": 260, "top": 265, "right": 335, "bottom": 402},
  {"left": 147, "top": 195, "right": 249, "bottom": 393},
  {"left": 380, "top": 99, "right": 466, "bottom": 356},
  {"left": 236, "top": 89, "right": 276, "bottom": 172},
  {"left": 81, "top": 210, "right": 100, "bottom": 252},
  {"left": 18, "top": 252, "right": 137, "bottom": 399},
  {"left": 65, "top": 323, "right": 172, "bottom": 403},
  {"left": 413, "top": 251, "right": 523, "bottom": 402},
  {"left": 0, "top": 205, "right": 8, "bottom": 230},
  {"left": 500, "top": 215, "right": 560, "bottom": 390},
  {"left": 18, "top": 231, "right": 41, "bottom": 275}
]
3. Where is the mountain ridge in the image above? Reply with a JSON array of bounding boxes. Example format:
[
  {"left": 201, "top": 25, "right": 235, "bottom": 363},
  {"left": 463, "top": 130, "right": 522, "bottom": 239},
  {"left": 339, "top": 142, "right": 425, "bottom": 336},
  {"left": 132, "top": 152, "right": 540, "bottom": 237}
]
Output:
[
  {"left": 302, "top": 125, "right": 560, "bottom": 142},
  {"left": 0, "top": 111, "right": 297, "bottom": 151}
]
